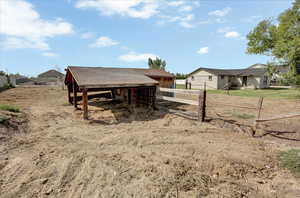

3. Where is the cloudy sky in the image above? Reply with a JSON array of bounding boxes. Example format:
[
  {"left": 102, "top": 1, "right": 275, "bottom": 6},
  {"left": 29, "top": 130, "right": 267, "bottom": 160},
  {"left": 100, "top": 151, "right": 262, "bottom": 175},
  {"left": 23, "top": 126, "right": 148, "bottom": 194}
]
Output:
[{"left": 0, "top": 0, "right": 293, "bottom": 76}]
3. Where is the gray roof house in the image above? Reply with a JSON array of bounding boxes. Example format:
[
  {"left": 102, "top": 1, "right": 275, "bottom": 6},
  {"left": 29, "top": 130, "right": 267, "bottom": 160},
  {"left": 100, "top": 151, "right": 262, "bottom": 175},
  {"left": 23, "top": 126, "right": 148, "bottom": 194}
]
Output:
[{"left": 186, "top": 64, "right": 270, "bottom": 90}]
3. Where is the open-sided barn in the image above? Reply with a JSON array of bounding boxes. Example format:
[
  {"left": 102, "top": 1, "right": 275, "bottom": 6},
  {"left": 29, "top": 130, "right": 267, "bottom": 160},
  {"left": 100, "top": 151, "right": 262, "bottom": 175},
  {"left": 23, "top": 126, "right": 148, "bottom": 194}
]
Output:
[{"left": 64, "top": 66, "right": 174, "bottom": 119}]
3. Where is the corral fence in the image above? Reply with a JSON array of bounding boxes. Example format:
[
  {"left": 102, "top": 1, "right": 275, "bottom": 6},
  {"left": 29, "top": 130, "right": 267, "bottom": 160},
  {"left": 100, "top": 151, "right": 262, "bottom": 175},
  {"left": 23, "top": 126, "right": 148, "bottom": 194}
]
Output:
[{"left": 157, "top": 84, "right": 300, "bottom": 136}]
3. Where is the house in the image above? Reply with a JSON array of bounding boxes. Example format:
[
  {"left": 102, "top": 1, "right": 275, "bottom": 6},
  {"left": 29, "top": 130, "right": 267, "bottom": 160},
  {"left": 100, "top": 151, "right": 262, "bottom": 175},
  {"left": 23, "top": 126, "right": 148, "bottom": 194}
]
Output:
[
  {"left": 186, "top": 65, "right": 270, "bottom": 90},
  {"left": 64, "top": 66, "right": 174, "bottom": 119}
]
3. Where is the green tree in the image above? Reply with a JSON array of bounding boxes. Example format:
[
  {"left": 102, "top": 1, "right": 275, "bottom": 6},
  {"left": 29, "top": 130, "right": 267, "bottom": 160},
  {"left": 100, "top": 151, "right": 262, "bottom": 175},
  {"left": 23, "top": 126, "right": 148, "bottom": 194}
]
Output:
[
  {"left": 247, "top": 0, "right": 300, "bottom": 84},
  {"left": 148, "top": 57, "right": 166, "bottom": 70}
]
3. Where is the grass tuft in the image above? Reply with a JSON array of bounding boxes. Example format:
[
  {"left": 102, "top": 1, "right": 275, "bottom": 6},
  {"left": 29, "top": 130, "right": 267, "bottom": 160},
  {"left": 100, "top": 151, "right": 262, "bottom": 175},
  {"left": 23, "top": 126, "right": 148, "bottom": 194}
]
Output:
[
  {"left": 0, "top": 116, "right": 9, "bottom": 123},
  {"left": 0, "top": 104, "right": 20, "bottom": 113},
  {"left": 279, "top": 149, "right": 300, "bottom": 177}
]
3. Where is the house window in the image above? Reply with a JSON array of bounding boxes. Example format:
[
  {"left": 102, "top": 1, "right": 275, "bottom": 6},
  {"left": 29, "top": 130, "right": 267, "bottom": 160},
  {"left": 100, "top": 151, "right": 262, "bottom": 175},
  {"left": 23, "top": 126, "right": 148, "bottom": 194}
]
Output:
[
  {"left": 208, "top": 75, "right": 212, "bottom": 81},
  {"left": 220, "top": 75, "right": 224, "bottom": 79}
]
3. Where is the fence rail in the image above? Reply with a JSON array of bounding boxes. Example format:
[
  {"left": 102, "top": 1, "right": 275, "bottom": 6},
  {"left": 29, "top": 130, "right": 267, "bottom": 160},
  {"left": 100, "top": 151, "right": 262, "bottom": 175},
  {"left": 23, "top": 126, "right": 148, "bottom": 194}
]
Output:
[{"left": 157, "top": 87, "right": 299, "bottom": 136}]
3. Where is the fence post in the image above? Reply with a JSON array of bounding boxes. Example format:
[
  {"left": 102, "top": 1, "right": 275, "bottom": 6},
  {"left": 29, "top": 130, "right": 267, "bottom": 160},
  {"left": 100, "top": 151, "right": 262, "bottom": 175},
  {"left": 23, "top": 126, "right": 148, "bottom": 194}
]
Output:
[
  {"left": 253, "top": 97, "right": 264, "bottom": 135},
  {"left": 198, "top": 83, "right": 207, "bottom": 122}
]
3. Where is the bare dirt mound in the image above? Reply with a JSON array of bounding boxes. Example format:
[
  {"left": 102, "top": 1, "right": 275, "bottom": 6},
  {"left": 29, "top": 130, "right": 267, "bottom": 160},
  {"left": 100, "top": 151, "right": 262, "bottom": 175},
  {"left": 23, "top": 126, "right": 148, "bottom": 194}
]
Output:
[
  {"left": 0, "top": 87, "right": 299, "bottom": 198},
  {"left": 0, "top": 111, "right": 28, "bottom": 143}
]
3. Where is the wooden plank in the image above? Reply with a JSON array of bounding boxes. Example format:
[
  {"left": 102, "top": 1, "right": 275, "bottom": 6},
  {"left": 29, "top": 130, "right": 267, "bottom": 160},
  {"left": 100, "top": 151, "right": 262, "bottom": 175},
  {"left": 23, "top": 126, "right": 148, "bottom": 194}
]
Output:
[
  {"left": 256, "top": 113, "right": 300, "bottom": 122},
  {"left": 157, "top": 96, "right": 198, "bottom": 106},
  {"left": 207, "top": 102, "right": 257, "bottom": 110},
  {"left": 82, "top": 88, "right": 88, "bottom": 120},
  {"left": 128, "top": 88, "right": 131, "bottom": 105},
  {"left": 159, "top": 87, "right": 200, "bottom": 95}
]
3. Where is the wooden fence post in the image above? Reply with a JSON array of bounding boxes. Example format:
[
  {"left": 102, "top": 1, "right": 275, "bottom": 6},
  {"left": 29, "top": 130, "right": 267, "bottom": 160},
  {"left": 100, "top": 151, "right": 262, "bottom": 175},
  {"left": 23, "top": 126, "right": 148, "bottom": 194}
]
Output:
[
  {"left": 83, "top": 88, "right": 88, "bottom": 120},
  {"left": 253, "top": 97, "right": 264, "bottom": 135},
  {"left": 198, "top": 83, "right": 207, "bottom": 122}
]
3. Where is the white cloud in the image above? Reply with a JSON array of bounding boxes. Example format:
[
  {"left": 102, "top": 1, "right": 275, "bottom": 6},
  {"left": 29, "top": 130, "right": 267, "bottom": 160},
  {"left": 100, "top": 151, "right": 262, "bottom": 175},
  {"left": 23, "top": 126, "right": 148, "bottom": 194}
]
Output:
[
  {"left": 197, "top": 47, "right": 209, "bottom": 54},
  {"left": 42, "top": 52, "right": 58, "bottom": 57},
  {"left": 225, "top": 31, "right": 240, "bottom": 38},
  {"left": 208, "top": 7, "right": 231, "bottom": 17},
  {"left": 167, "top": 1, "right": 185, "bottom": 7},
  {"left": 217, "top": 27, "right": 241, "bottom": 39},
  {"left": 76, "top": 0, "right": 159, "bottom": 19},
  {"left": 179, "top": 5, "right": 193, "bottom": 12},
  {"left": 89, "top": 36, "right": 119, "bottom": 48},
  {"left": 81, "top": 32, "right": 95, "bottom": 39},
  {"left": 0, "top": 0, "right": 74, "bottom": 50},
  {"left": 119, "top": 52, "right": 157, "bottom": 62},
  {"left": 179, "top": 21, "right": 194, "bottom": 28}
]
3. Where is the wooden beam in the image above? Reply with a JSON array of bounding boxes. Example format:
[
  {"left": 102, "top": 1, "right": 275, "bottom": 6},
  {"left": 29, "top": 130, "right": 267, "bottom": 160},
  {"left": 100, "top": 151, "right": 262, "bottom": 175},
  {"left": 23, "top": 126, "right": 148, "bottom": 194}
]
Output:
[
  {"left": 73, "top": 78, "right": 77, "bottom": 109},
  {"left": 67, "top": 84, "right": 72, "bottom": 104},
  {"left": 256, "top": 112, "right": 300, "bottom": 123},
  {"left": 157, "top": 96, "right": 198, "bottom": 106},
  {"left": 83, "top": 88, "right": 88, "bottom": 120}
]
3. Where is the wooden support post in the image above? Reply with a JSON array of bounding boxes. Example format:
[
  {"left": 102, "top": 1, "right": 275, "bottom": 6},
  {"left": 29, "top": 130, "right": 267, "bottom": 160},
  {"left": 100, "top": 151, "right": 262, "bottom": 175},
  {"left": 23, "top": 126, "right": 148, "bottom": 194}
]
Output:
[
  {"left": 152, "top": 86, "right": 157, "bottom": 109},
  {"left": 83, "top": 88, "right": 88, "bottom": 120},
  {"left": 253, "top": 97, "right": 264, "bottom": 136},
  {"left": 128, "top": 88, "right": 131, "bottom": 105},
  {"left": 67, "top": 84, "right": 72, "bottom": 104},
  {"left": 198, "top": 83, "right": 206, "bottom": 122},
  {"left": 111, "top": 89, "right": 116, "bottom": 100},
  {"left": 72, "top": 78, "right": 77, "bottom": 109}
]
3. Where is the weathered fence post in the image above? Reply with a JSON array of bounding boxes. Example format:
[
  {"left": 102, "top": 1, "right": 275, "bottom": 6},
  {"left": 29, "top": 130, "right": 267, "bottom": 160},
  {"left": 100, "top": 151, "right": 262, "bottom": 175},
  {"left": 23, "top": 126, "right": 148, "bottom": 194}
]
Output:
[
  {"left": 198, "top": 83, "right": 207, "bottom": 122},
  {"left": 253, "top": 96, "right": 264, "bottom": 135}
]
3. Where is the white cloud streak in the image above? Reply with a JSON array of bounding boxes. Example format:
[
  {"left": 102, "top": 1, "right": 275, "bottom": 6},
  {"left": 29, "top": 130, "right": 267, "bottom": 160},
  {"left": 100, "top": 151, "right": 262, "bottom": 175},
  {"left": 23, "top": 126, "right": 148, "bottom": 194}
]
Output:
[
  {"left": 0, "top": 0, "right": 74, "bottom": 50},
  {"left": 225, "top": 31, "right": 240, "bottom": 38},
  {"left": 119, "top": 52, "right": 158, "bottom": 62},
  {"left": 197, "top": 47, "right": 209, "bottom": 54},
  {"left": 76, "top": 0, "right": 159, "bottom": 19},
  {"left": 42, "top": 52, "right": 58, "bottom": 57},
  {"left": 89, "top": 36, "right": 119, "bottom": 48},
  {"left": 208, "top": 7, "right": 231, "bottom": 17}
]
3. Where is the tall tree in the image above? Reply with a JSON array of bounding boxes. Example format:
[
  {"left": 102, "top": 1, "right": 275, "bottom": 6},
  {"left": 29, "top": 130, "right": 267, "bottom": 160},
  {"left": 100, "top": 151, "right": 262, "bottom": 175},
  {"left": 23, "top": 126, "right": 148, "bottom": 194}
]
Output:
[
  {"left": 247, "top": 0, "right": 300, "bottom": 84},
  {"left": 148, "top": 57, "right": 166, "bottom": 70}
]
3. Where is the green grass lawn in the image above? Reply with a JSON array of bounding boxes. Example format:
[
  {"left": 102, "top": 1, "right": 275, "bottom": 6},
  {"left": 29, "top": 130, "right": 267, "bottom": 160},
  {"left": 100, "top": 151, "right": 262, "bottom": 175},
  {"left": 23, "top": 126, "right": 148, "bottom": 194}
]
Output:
[
  {"left": 207, "top": 88, "right": 300, "bottom": 99},
  {"left": 175, "top": 84, "right": 300, "bottom": 99},
  {"left": 279, "top": 149, "right": 300, "bottom": 177}
]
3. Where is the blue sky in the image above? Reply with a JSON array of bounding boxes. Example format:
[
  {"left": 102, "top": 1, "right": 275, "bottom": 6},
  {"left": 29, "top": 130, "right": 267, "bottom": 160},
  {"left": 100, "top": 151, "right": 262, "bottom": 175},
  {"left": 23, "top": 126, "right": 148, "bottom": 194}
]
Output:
[{"left": 0, "top": 0, "right": 293, "bottom": 77}]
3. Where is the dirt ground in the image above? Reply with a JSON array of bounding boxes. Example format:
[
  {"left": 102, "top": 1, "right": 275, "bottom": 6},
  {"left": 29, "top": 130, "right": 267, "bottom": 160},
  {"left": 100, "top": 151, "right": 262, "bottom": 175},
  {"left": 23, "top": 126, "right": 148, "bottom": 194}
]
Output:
[{"left": 0, "top": 86, "right": 299, "bottom": 198}]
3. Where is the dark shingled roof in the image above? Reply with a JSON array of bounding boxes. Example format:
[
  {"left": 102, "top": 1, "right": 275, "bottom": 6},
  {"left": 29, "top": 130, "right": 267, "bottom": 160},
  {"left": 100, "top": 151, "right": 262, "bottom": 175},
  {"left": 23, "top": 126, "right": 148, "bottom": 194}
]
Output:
[
  {"left": 38, "top": 69, "right": 65, "bottom": 78},
  {"left": 66, "top": 66, "right": 160, "bottom": 88},
  {"left": 188, "top": 67, "right": 267, "bottom": 77}
]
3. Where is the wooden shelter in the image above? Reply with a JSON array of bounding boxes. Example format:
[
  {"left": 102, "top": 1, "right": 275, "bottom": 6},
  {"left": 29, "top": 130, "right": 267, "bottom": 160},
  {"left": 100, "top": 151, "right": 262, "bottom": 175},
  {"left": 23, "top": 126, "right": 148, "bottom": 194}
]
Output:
[{"left": 64, "top": 66, "right": 160, "bottom": 119}]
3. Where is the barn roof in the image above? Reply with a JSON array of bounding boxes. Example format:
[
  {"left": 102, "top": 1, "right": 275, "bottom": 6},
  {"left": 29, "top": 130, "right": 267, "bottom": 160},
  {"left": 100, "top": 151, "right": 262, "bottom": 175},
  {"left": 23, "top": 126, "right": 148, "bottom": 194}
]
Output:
[
  {"left": 66, "top": 66, "right": 160, "bottom": 89},
  {"left": 38, "top": 69, "right": 65, "bottom": 78}
]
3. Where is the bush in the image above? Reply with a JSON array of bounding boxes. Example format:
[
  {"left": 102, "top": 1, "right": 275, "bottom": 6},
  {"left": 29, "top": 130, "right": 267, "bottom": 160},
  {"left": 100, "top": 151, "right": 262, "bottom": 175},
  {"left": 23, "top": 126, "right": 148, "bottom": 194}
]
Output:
[{"left": 0, "top": 104, "right": 20, "bottom": 113}]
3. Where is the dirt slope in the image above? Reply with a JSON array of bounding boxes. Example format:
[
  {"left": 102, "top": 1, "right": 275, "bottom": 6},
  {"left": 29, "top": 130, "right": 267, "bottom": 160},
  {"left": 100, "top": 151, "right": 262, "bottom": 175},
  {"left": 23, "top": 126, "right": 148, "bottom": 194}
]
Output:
[{"left": 0, "top": 87, "right": 299, "bottom": 198}]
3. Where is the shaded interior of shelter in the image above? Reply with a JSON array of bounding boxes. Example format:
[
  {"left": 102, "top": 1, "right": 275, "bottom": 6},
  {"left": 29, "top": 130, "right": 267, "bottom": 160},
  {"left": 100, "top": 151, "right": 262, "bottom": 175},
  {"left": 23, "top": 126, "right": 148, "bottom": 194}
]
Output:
[{"left": 69, "top": 91, "right": 189, "bottom": 124}]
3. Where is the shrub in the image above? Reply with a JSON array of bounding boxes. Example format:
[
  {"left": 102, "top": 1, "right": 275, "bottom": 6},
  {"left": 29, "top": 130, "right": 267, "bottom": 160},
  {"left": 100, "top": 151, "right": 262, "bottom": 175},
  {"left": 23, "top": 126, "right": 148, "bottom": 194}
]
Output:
[{"left": 0, "top": 104, "right": 20, "bottom": 113}]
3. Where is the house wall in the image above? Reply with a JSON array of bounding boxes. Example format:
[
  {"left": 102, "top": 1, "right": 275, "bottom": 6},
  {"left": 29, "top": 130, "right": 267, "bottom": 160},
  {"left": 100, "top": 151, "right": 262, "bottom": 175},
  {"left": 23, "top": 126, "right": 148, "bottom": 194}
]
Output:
[
  {"left": 187, "top": 70, "right": 218, "bottom": 89},
  {"left": 217, "top": 75, "right": 229, "bottom": 89},
  {"left": 231, "top": 75, "right": 269, "bottom": 89}
]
